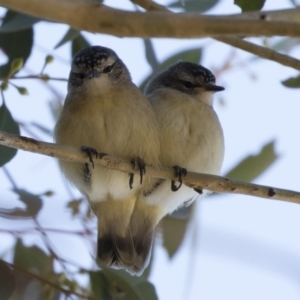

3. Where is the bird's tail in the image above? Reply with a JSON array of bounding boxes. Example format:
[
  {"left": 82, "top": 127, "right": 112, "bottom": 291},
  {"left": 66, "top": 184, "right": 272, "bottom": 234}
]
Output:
[
  {"left": 129, "top": 200, "right": 162, "bottom": 275},
  {"left": 92, "top": 196, "right": 137, "bottom": 273}
]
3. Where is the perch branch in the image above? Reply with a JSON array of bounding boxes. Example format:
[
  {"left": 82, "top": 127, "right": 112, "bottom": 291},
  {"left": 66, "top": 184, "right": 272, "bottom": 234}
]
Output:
[
  {"left": 1, "top": 130, "right": 300, "bottom": 205},
  {"left": 1, "top": 0, "right": 300, "bottom": 38}
]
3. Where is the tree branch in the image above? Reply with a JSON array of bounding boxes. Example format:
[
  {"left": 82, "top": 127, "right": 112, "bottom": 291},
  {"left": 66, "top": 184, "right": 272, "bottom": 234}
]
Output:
[
  {"left": 1, "top": 0, "right": 300, "bottom": 38},
  {"left": 1, "top": 130, "right": 300, "bottom": 205},
  {"left": 131, "top": 0, "right": 300, "bottom": 71},
  {"left": 214, "top": 36, "right": 300, "bottom": 71}
]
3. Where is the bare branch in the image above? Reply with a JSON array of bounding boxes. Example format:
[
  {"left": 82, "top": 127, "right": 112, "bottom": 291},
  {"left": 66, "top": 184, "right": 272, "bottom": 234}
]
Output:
[
  {"left": 0, "top": 130, "right": 300, "bottom": 205},
  {"left": 132, "top": 0, "right": 300, "bottom": 71},
  {"left": 1, "top": 0, "right": 300, "bottom": 38},
  {"left": 215, "top": 36, "right": 300, "bottom": 71}
]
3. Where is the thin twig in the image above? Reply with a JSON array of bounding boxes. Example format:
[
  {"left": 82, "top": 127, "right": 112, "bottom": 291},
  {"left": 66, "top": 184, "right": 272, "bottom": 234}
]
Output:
[
  {"left": 0, "top": 228, "right": 94, "bottom": 235},
  {"left": 3, "top": 75, "right": 68, "bottom": 82},
  {"left": 0, "top": 130, "right": 300, "bottom": 204}
]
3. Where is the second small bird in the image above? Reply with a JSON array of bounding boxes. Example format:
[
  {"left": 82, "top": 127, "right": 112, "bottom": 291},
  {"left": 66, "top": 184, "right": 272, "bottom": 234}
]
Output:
[{"left": 130, "top": 61, "right": 225, "bottom": 271}]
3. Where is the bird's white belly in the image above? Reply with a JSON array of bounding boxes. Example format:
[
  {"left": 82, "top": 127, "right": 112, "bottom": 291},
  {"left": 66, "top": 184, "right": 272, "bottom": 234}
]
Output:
[{"left": 88, "top": 166, "right": 139, "bottom": 202}]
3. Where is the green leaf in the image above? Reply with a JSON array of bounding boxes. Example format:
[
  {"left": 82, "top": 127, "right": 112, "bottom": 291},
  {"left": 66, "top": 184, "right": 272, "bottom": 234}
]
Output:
[
  {"left": 71, "top": 33, "right": 91, "bottom": 58},
  {"left": 102, "top": 269, "right": 151, "bottom": 300},
  {"left": 8, "top": 58, "right": 24, "bottom": 78},
  {"left": 0, "top": 12, "right": 40, "bottom": 32},
  {"left": 90, "top": 270, "right": 159, "bottom": 299},
  {"left": 14, "top": 239, "right": 53, "bottom": 274},
  {"left": 54, "top": 27, "right": 80, "bottom": 49},
  {"left": 89, "top": 271, "right": 111, "bottom": 300},
  {"left": 30, "top": 122, "right": 52, "bottom": 136},
  {"left": 234, "top": 0, "right": 265, "bottom": 12},
  {"left": 281, "top": 74, "right": 300, "bottom": 88},
  {"left": 225, "top": 141, "right": 278, "bottom": 182},
  {"left": 45, "top": 55, "right": 54, "bottom": 64},
  {"left": 160, "top": 48, "right": 202, "bottom": 70},
  {"left": 12, "top": 240, "right": 58, "bottom": 299},
  {"left": 144, "top": 39, "right": 159, "bottom": 71},
  {"left": 0, "top": 260, "right": 15, "bottom": 300},
  {"left": 0, "top": 102, "right": 20, "bottom": 167},
  {"left": 0, "top": 10, "right": 34, "bottom": 77},
  {"left": 160, "top": 207, "right": 193, "bottom": 258},
  {"left": 15, "top": 86, "right": 28, "bottom": 95},
  {"left": 169, "top": 0, "right": 219, "bottom": 12},
  {"left": 1, "top": 82, "right": 9, "bottom": 91},
  {"left": 140, "top": 48, "right": 202, "bottom": 91},
  {"left": 0, "top": 188, "right": 43, "bottom": 219},
  {"left": 135, "top": 282, "right": 158, "bottom": 300}
]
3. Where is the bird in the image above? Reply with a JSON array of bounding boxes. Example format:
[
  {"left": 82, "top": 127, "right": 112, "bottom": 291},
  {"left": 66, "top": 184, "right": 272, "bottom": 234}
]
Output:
[
  {"left": 129, "top": 61, "right": 225, "bottom": 270},
  {"left": 54, "top": 46, "right": 160, "bottom": 275}
]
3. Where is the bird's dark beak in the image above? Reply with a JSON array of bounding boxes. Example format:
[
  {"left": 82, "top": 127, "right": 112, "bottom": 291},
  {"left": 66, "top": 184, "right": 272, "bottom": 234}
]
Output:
[
  {"left": 86, "top": 69, "right": 101, "bottom": 79},
  {"left": 204, "top": 83, "right": 225, "bottom": 93}
]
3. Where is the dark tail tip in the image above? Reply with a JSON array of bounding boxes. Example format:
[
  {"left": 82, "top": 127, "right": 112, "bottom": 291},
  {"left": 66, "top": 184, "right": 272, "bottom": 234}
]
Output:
[
  {"left": 97, "top": 235, "right": 114, "bottom": 267},
  {"left": 131, "top": 229, "right": 154, "bottom": 275},
  {"left": 97, "top": 233, "right": 136, "bottom": 273}
]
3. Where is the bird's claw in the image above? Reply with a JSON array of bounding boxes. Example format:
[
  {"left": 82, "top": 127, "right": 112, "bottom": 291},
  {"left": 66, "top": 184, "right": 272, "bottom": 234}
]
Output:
[
  {"left": 171, "top": 165, "right": 187, "bottom": 192},
  {"left": 81, "top": 146, "right": 98, "bottom": 168},
  {"left": 129, "top": 157, "right": 146, "bottom": 189},
  {"left": 83, "top": 163, "right": 92, "bottom": 184},
  {"left": 194, "top": 188, "right": 203, "bottom": 194}
]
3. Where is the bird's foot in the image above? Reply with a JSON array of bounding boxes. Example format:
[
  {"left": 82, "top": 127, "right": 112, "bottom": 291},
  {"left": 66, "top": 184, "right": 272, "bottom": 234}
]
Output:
[
  {"left": 171, "top": 165, "right": 187, "bottom": 192},
  {"left": 83, "top": 163, "right": 92, "bottom": 184},
  {"left": 194, "top": 188, "right": 203, "bottom": 194},
  {"left": 81, "top": 146, "right": 98, "bottom": 168},
  {"left": 129, "top": 157, "right": 146, "bottom": 189}
]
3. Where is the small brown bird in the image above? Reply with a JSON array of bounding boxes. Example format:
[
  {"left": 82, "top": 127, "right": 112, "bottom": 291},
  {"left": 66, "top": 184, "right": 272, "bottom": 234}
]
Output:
[
  {"left": 129, "top": 62, "right": 225, "bottom": 272},
  {"left": 54, "top": 46, "right": 160, "bottom": 275}
]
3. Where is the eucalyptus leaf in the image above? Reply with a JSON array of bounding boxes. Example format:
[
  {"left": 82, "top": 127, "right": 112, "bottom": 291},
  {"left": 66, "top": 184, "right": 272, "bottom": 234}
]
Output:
[
  {"left": 0, "top": 260, "right": 15, "bottom": 300},
  {"left": 8, "top": 58, "right": 24, "bottom": 78},
  {"left": 89, "top": 271, "right": 113, "bottom": 300},
  {"left": 234, "top": 0, "right": 265, "bottom": 11},
  {"left": 160, "top": 48, "right": 202, "bottom": 70},
  {"left": 140, "top": 47, "right": 202, "bottom": 91},
  {"left": 0, "top": 103, "right": 20, "bottom": 167},
  {"left": 0, "top": 10, "right": 34, "bottom": 77},
  {"left": 0, "top": 188, "right": 43, "bottom": 219},
  {"left": 161, "top": 209, "right": 192, "bottom": 258},
  {"left": 55, "top": 27, "right": 79, "bottom": 49},
  {"left": 14, "top": 239, "right": 53, "bottom": 274},
  {"left": 281, "top": 74, "right": 300, "bottom": 88},
  {"left": 30, "top": 122, "right": 53, "bottom": 136},
  {"left": 144, "top": 39, "right": 159, "bottom": 71},
  {"left": 13, "top": 240, "right": 57, "bottom": 300},
  {"left": 0, "top": 12, "right": 40, "bottom": 32},
  {"left": 135, "top": 282, "right": 158, "bottom": 300},
  {"left": 72, "top": 33, "right": 91, "bottom": 58},
  {"left": 102, "top": 269, "right": 144, "bottom": 300},
  {"left": 102, "top": 269, "right": 151, "bottom": 300},
  {"left": 225, "top": 141, "right": 278, "bottom": 182}
]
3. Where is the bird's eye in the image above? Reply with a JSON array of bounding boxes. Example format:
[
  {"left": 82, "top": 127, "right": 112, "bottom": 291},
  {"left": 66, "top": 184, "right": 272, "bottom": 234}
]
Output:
[
  {"left": 103, "top": 65, "right": 113, "bottom": 73},
  {"left": 184, "top": 81, "right": 193, "bottom": 88}
]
